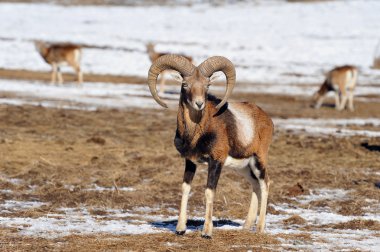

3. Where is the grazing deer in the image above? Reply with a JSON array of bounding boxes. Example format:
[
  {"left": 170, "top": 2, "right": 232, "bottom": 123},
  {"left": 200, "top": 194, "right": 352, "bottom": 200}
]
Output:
[
  {"left": 312, "top": 65, "right": 358, "bottom": 111},
  {"left": 146, "top": 43, "right": 193, "bottom": 93},
  {"left": 35, "top": 41, "right": 83, "bottom": 84}
]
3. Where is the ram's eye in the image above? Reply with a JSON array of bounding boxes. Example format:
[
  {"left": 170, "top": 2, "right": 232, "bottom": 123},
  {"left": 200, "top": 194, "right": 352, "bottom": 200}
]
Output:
[{"left": 183, "top": 83, "right": 188, "bottom": 88}]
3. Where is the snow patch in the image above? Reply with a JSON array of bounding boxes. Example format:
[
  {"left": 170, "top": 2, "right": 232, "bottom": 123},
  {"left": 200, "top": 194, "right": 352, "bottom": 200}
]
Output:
[
  {"left": 274, "top": 118, "right": 380, "bottom": 137},
  {"left": 0, "top": 79, "right": 178, "bottom": 110},
  {"left": 84, "top": 184, "right": 135, "bottom": 192},
  {"left": 0, "top": 200, "right": 46, "bottom": 213},
  {"left": 0, "top": 187, "right": 379, "bottom": 251}
]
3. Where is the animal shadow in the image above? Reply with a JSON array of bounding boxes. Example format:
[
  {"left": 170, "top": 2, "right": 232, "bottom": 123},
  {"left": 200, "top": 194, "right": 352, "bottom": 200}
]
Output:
[
  {"left": 151, "top": 219, "right": 241, "bottom": 232},
  {"left": 361, "top": 142, "right": 380, "bottom": 152}
]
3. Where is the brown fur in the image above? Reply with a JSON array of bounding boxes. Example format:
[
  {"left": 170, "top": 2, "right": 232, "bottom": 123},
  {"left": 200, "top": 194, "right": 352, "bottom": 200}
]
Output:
[
  {"left": 35, "top": 41, "right": 83, "bottom": 84},
  {"left": 373, "top": 57, "right": 380, "bottom": 69},
  {"left": 177, "top": 96, "right": 273, "bottom": 180},
  {"left": 149, "top": 57, "right": 273, "bottom": 237}
]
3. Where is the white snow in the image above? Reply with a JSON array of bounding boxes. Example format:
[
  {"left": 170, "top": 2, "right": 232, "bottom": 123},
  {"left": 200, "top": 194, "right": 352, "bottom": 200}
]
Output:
[
  {"left": 274, "top": 118, "right": 380, "bottom": 137},
  {"left": 295, "top": 188, "right": 350, "bottom": 205},
  {"left": 0, "top": 79, "right": 379, "bottom": 112},
  {"left": 0, "top": 79, "right": 179, "bottom": 110},
  {"left": 0, "top": 189, "right": 379, "bottom": 251},
  {"left": 0, "top": 200, "right": 45, "bottom": 213},
  {"left": 84, "top": 184, "right": 135, "bottom": 192},
  {"left": 0, "top": 189, "right": 12, "bottom": 194},
  {"left": 0, "top": 175, "right": 23, "bottom": 185}
]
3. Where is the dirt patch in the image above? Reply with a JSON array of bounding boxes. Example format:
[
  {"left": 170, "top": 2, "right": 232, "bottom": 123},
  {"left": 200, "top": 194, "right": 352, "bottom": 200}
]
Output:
[
  {"left": 0, "top": 68, "right": 146, "bottom": 85},
  {"left": 284, "top": 183, "right": 308, "bottom": 197},
  {"left": 283, "top": 215, "right": 307, "bottom": 226},
  {"left": 86, "top": 136, "right": 106, "bottom": 145}
]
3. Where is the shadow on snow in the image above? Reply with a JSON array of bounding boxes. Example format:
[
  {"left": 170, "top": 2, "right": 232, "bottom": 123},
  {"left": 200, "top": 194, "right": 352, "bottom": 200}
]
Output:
[{"left": 151, "top": 219, "right": 241, "bottom": 232}]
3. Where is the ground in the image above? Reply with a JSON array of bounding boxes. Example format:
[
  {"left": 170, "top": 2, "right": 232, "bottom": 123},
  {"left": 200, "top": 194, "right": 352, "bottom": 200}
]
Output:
[
  {"left": 0, "top": 1, "right": 380, "bottom": 250},
  {"left": 0, "top": 75, "right": 379, "bottom": 251}
]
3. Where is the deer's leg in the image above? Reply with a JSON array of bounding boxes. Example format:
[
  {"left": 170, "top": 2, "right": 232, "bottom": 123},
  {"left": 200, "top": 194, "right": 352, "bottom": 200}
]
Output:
[
  {"left": 51, "top": 63, "right": 57, "bottom": 84},
  {"left": 334, "top": 92, "right": 341, "bottom": 110},
  {"left": 314, "top": 95, "right": 325, "bottom": 109},
  {"left": 70, "top": 62, "right": 82, "bottom": 84},
  {"left": 57, "top": 66, "right": 63, "bottom": 84},
  {"left": 202, "top": 159, "right": 222, "bottom": 239},
  {"left": 348, "top": 88, "right": 354, "bottom": 111},
  {"left": 176, "top": 159, "right": 197, "bottom": 235},
  {"left": 252, "top": 155, "right": 270, "bottom": 233},
  {"left": 236, "top": 164, "right": 259, "bottom": 230},
  {"left": 338, "top": 90, "right": 348, "bottom": 111},
  {"left": 75, "top": 65, "right": 83, "bottom": 84}
]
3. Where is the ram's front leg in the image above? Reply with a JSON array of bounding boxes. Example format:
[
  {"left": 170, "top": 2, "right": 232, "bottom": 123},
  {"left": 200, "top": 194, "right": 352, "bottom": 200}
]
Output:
[
  {"left": 202, "top": 159, "right": 222, "bottom": 239},
  {"left": 176, "top": 159, "right": 196, "bottom": 235}
]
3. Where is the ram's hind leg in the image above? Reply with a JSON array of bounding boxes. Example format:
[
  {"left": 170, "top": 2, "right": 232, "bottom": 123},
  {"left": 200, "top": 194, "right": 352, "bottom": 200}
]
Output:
[
  {"left": 236, "top": 165, "right": 259, "bottom": 230},
  {"left": 176, "top": 159, "right": 196, "bottom": 235},
  {"left": 250, "top": 155, "right": 270, "bottom": 233}
]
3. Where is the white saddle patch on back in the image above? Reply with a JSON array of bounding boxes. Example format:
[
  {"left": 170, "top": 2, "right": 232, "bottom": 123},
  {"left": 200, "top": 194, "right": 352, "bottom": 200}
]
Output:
[
  {"left": 224, "top": 156, "right": 250, "bottom": 170},
  {"left": 228, "top": 103, "right": 254, "bottom": 146}
]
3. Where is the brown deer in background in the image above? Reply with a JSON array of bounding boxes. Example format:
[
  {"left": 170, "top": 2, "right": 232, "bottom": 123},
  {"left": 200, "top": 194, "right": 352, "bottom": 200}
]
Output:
[
  {"left": 312, "top": 65, "right": 358, "bottom": 111},
  {"left": 35, "top": 41, "right": 83, "bottom": 84},
  {"left": 146, "top": 42, "right": 193, "bottom": 93}
]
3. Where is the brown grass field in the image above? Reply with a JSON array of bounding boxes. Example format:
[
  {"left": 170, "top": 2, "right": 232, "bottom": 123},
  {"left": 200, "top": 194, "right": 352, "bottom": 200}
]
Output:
[{"left": 0, "top": 69, "right": 379, "bottom": 251}]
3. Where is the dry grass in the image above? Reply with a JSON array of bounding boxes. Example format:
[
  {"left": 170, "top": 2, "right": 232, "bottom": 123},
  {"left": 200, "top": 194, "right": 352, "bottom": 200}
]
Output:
[{"left": 0, "top": 89, "right": 379, "bottom": 250}]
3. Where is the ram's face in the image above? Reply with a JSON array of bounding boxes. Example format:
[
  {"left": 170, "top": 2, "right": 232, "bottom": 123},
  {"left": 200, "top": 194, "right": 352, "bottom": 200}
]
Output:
[
  {"left": 148, "top": 55, "right": 235, "bottom": 110},
  {"left": 181, "top": 70, "right": 210, "bottom": 111}
]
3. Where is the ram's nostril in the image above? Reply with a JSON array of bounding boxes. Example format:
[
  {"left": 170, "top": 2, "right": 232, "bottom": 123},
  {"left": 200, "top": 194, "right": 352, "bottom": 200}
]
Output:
[{"left": 196, "top": 101, "right": 203, "bottom": 108}]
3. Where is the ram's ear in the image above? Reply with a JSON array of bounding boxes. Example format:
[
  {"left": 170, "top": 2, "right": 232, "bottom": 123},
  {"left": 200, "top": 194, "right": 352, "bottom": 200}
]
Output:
[
  {"left": 171, "top": 71, "right": 184, "bottom": 83},
  {"left": 209, "top": 72, "right": 222, "bottom": 83}
]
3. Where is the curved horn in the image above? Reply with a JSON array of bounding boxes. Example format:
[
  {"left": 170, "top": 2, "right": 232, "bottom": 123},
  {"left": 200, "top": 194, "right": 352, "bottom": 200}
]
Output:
[
  {"left": 198, "top": 56, "right": 236, "bottom": 110},
  {"left": 148, "top": 54, "right": 195, "bottom": 108}
]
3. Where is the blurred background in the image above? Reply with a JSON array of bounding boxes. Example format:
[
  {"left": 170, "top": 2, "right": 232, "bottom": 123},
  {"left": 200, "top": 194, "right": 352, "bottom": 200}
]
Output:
[{"left": 0, "top": 0, "right": 379, "bottom": 109}]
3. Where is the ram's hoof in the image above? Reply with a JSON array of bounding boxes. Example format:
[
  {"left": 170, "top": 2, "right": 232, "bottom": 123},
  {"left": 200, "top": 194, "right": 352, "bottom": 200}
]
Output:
[
  {"left": 201, "top": 234, "right": 212, "bottom": 239},
  {"left": 175, "top": 230, "right": 186, "bottom": 236}
]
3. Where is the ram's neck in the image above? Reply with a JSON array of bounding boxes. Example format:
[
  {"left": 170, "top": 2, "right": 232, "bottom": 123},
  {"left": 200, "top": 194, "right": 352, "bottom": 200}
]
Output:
[{"left": 177, "top": 98, "right": 209, "bottom": 144}]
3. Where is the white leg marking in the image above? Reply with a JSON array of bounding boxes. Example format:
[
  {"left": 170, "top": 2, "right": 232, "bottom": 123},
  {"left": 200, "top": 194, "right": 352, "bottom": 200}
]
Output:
[
  {"left": 51, "top": 64, "right": 57, "bottom": 84},
  {"left": 57, "top": 70, "right": 63, "bottom": 85},
  {"left": 235, "top": 161, "right": 259, "bottom": 230},
  {"left": 339, "top": 93, "right": 348, "bottom": 111},
  {"left": 257, "top": 179, "right": 269, "bottom": 233},
  {"left": 176, "top": 182, "right": 191, "bottom": 233},
  {"left": 202, "top": 188, "right": 214, "bottom": 237},
  {"left": 243, "top": 191, "right": 258, "bottom": 230},
  {"left": 334, "top": 92, "right": 340, "bottom": 110},
  {"left": 348, "top": 90, "right": 354, "bottom": 111},
  {"left": 78, "top": 70, "right": 83, "bottom": 84},
  {"left": 314, "top": 96, "right": 325, "bottom": 109}
]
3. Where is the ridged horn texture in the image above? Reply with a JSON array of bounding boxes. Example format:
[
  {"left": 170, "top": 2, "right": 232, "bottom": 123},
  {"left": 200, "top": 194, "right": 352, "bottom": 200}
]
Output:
[
  {"left": 198, "top": 56, "right": 236, "bottom": 109},
  {"left": 148, "top": 54, "right": 195, "bottom": 108}
]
